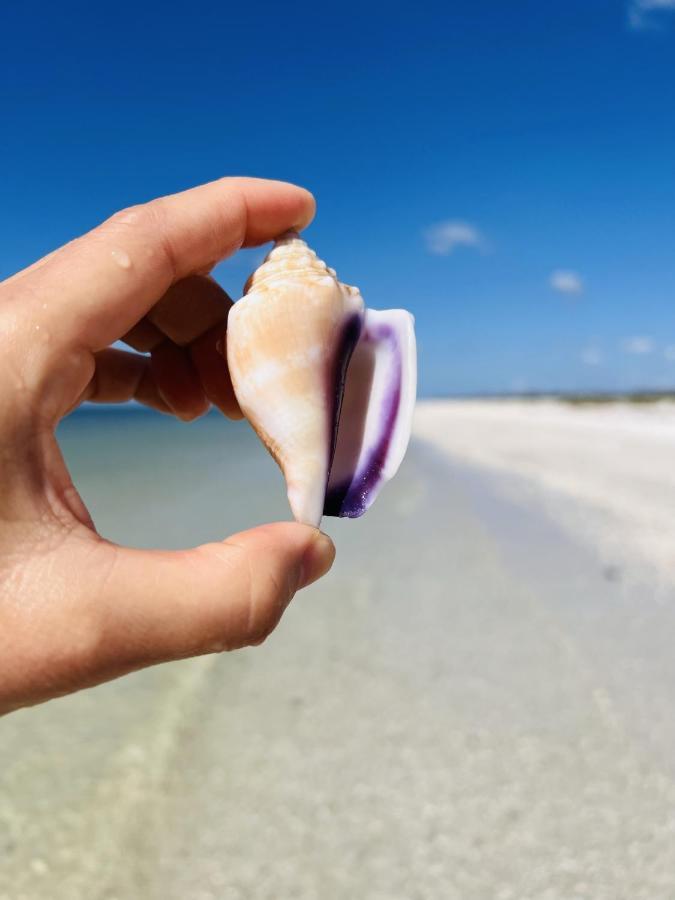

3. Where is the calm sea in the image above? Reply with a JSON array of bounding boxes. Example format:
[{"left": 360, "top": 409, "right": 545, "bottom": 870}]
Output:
[{"left": 57, "top": 406, "right": 292, "bottom": 549}]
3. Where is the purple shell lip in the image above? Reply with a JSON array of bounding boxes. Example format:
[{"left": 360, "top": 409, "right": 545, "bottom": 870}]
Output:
[
  {"left": 327, "top": 313, "right": 363, "bottom": 477},
  {"left": 325, "top": 390, "right": 401, "bottom": 517},
  {"left": 324, "top": 317, "right": 410, "bottom": 519}
]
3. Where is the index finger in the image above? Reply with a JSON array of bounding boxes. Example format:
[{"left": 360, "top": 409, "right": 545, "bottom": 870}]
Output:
[{"left": 18, "top": 177, "right": 315, "bottom": 352}]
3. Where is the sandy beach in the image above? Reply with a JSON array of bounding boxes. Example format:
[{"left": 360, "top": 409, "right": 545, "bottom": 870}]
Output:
[
  {"left": 416, "top": 399, "right": 675, "bottom": 587},
  {"left": 3, "top": 401, "right": 675, "bottom": 899}
]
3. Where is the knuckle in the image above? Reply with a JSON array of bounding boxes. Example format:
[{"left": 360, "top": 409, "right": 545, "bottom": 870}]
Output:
[
  {"left": 0, "top": 305, "right": 15, "bottom": 350},
  {"left": 247, "top": 617, "right": 276, "bottom": 648},
  {"left": 103, "top": 203, "right": 153, "bottom": 232},
  {"left": 243, "top": 559, "right": 290, "bottom": 647},
  {"left": 203, "top": 541, "right": 293, "bottom": 649},
  {"left": 98, "top": 200, "right": 177, "bottom": 279},
  {"left": 0, "top": 316, "right": 38, "bottom": 428},
  {"left": 98, "top": 202, "right": 166, "bottom": 254}
]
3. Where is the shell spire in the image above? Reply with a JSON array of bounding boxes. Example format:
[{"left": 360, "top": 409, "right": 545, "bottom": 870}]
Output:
[
  {"left": 243, "top": 231, "right": 351, "bottom": 294},
  {"left": 227, "top": 233, "right": 416, "bottom": 526}
]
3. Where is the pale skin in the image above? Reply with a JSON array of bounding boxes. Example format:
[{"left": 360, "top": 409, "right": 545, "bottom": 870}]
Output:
[{"left": 0, "top": 177, "right": 336, "bottom": 716}]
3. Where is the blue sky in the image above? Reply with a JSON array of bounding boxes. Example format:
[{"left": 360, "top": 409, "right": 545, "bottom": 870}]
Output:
[{"left": 2, "top": 0, "right": 675, "bottom": 395}]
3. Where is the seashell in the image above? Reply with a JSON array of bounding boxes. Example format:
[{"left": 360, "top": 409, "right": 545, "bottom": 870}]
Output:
[{"left": 227, "top": 232, "right": 417, "bottom": 527}]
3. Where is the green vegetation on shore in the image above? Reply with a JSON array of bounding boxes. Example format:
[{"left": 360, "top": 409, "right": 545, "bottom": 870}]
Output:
[
  {"left": 559, "top": 391, "right": 675, "bottom": 406},
  {"left": 442, "top": 391, "right": 675, "bottom": 405}
]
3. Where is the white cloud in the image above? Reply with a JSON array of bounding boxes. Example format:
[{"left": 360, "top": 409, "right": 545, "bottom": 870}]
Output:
[
  {"left": 550, "top": 269, "right": 583, "bottom": 296},
  {"left": 622, "top": 336, "right": 654, "bottom": 354},
  {"left": 582, "top": 346, "right": 603, "bottom": 366},
  {"left": 664, "top": 344, "right": 675, "bottom": 361},
  {"left": 629, "top": 0, "right": 675, "bottom": 29},
  {"left": 424, "top": 221, "right": 486, "bottom": 255}
]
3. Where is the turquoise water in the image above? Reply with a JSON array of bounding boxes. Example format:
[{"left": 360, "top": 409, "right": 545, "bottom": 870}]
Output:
[{"left": 57, "top": 408, "right": 292, "bottom": 549}]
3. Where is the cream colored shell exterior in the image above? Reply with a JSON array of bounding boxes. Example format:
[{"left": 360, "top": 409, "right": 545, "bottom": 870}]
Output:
[{"left": 227, "top": 234, "right": 364, "bottom": 526}]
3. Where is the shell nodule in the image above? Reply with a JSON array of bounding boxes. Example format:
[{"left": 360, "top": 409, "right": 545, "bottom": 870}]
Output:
[{"left": 227, "top": 232, "right": 417, "bottom": 526}]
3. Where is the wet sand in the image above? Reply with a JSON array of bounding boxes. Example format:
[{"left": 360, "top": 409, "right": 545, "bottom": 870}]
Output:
[{"left": 3, "top": 403, "right": 675, "bottom": 899}]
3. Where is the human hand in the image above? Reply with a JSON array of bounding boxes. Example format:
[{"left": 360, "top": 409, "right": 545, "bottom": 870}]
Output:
[{"left": 0, "top": 177, "right": 335, "bottom": 715}]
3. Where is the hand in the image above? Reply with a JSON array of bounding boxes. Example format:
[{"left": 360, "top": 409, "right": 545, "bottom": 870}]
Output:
[{"left": 0, "top": 177, "right": 336, "bottom": 715}]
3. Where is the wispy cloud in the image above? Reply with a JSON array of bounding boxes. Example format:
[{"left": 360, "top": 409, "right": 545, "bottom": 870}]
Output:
[
  {"left": 424, "top": 221, "right": 486, "bottom": 255},
  {"left": 582, "top": 346, "right": 603, "bottom": 366},
  {"left": 664, "top": 344, "right": 675, "bottom": 361},
  {"left": 622, "top": 335, "right": 654, "bottom": 354},
  {"left": 550, "top": 269, "right": 583, "bottom": 296},
  {"left": 628, "top": 0, "right": 675, "bottom": 30}
]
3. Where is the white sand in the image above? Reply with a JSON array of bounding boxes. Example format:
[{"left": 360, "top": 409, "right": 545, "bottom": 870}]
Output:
[{"left": 415, "top": 398, "right": 675, "bottom": 586}]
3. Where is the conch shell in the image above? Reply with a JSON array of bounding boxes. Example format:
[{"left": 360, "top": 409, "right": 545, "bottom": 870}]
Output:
[{"left": 227, "top": 233, "right": 417, "bottom": 527}]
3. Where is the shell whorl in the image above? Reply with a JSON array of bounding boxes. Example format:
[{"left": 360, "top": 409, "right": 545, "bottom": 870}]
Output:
[
  {"left": 244, "top": 232, "right": 358, "bottom": 296},
  {"left": 228, "top": 231, "right": 366, "bottom": 526},
  {"left": 227, "top": 231, "right": 416, "bottom": 526}
]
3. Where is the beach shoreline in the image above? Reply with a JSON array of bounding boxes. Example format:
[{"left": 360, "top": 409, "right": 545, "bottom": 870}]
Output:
[{"left": 414, "top": 398, "right": 675, "bottom": 587}]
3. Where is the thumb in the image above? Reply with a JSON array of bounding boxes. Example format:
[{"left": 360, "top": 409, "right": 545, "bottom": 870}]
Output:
[
  {"left": 95, "top": 523, "right": 335, "bottom": 673},
  {"left": 7, "top": 523, "right": 335, "bottom": 708}
]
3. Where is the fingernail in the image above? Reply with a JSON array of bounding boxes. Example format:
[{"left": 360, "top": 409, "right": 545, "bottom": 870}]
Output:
[
  {"left": 175, "top": 408, "right": 203, "bottom": 422},
  {"left": 299, "top": 531, "right": 335, "bottom": 589}
]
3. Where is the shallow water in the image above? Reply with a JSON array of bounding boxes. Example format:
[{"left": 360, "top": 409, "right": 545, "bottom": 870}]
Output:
[
  {"left": 57, "top": 407, "right": 290, "bottom": 548},
  {"left": 3, "top": 407, "right": 675, "bottom": 899}
]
